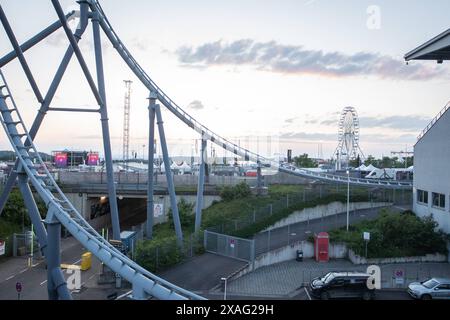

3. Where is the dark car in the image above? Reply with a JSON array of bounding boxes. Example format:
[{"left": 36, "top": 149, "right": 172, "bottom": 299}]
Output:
[{"left": 309, "top": 272, "right": 376, "bottom": 300}]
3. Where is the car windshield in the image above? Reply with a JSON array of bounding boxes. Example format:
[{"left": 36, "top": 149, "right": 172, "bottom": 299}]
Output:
[
  {"left": 422, "top": 279, "right": 439, "bottom": 289},
  {"left": 321, "top": 273, "right": 335, "bottom": 284}
]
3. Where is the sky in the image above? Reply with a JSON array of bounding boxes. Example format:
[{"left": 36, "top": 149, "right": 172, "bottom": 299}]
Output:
[{"left": 0, "top": 0, "right": 449, "bottom": 161}]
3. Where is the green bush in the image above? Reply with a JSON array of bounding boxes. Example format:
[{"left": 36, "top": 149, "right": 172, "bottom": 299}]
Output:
[
  {"left": 329, "top": 210, "right": 449, "bottom": 258},
  {"left": 219, "top": 182, "right": 251, "bottom": 202},
  {"left": 135, "top": 236, "right": 183, "bottom": 272},
  {"left": 1, "top": 189, "right": 46, "bottom": 232},
  {"left": 167, "top": 198, "right": 195, "bottom": 229}
]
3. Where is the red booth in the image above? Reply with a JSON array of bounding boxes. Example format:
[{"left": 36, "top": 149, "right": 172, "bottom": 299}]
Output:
[{"left": 314, "top": 232, "right": 329, "bottom": 262}]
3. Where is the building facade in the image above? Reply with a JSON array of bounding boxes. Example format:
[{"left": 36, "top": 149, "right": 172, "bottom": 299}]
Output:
[{"left": 413, "top": 106, "right": 450, "bottom": 234}]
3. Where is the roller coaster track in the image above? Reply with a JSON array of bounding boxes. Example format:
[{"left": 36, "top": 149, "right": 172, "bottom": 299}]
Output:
[
  {"left": 0, "top": 0, "right": 412, "bottom": 301},
  {"left": 90, "top": 0, "right": 412, "bottom": 190},
  {"left": 0, "top": 70, "right": 204, "bottom": 300}
]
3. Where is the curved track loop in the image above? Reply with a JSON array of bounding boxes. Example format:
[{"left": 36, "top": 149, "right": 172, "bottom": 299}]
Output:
[
  {"left": 0, "top": 70, "right": 204, "bottom": 300},
  {"left": 90, "top": 0, "right": 412, "bottom": 190}
]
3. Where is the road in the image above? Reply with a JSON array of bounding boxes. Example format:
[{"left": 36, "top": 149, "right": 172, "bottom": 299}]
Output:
[
  {"left": 0, "top": 237, "right": 123, "bottom": 300},
  {"left": 254, "top": 205, "right": 406, "bottom": 255}
]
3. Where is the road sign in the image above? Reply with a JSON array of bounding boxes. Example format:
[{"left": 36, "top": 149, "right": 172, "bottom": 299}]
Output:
[
  {"left": 154, "top": 203, "right": 164, "bottom": 217},
  {"left": 363, "top": 232, "right": 370, "bottom": 241},
  {"left": 0, "top": 240, "right": 5, "bottom": 256},
  {"left": 394, "top": 269, "right": 404, "bottom": 285},
  {"left": 16, "top": 282, "right": 22, "bottom": 293},
  {"left": 229, "top": 239, "right": 235, "bottom": 249}
]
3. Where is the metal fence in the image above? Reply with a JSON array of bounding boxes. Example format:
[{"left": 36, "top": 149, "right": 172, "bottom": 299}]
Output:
[
  {"left": 204, "top": 230, "right": 255, "bottom": 262},
  {"left": 206, "top": 185, "right": 411, "bottom": 237},
  {"left": 12, "top": 232, "right": 41, "bottom": 258}
]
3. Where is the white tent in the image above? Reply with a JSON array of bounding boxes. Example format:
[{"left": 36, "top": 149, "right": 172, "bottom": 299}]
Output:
[
  {"left": 365, "top": 164, "right": 378, "bottom": 172},
  {"left": 356, "top": 164, "right": 368, "bottom": 171},
  {"left": 178, "top": 161, "right": 192, "bottom": 174}
]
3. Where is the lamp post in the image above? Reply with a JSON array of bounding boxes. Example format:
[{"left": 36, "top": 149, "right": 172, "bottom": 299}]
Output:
[
  {"left": 346, "top": 169, "right": 350, "bottom": 232},
  {"left": 221, "top": 277, "right": 227, "bottom": 300}
]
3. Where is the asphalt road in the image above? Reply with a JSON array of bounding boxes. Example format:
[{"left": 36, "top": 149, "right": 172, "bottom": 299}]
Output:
[
  {"left": 158, "top": 253, "right": 247, "bottom": 292},
  {"left": 0, "top": 238, "right": 119, "bottom": 300}
]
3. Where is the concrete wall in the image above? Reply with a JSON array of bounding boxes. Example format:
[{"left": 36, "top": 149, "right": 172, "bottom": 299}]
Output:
[
  {"left": 231, "top": 241, "right": 348, "bottom": 280},
  {"left": 58, "top": 171, "right": 257, "bottom": 187},
  {"left": 413, "top": 108, "right": 450, "bottom": 234},
  {"left": 61, "top": 191, "right": 221, "bottom": 229},
  {"left": 348, "top": 249, "right": 447, "bottom": 265},
  {"left": 262, "top": 201, "right": 392, "bottom": 231}
]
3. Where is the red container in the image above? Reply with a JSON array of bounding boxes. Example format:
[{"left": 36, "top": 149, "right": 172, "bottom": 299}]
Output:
[{"left": 314, "top": 232, "right": 329, "bottom": 262}]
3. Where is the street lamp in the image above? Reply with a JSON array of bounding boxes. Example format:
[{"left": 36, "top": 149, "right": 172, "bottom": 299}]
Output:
[
  {"left": 346, "top": 169, "right": 350, "bottom": 232},
  {"left": 221, "top": 277, "right": 227, "bottom": 300}
]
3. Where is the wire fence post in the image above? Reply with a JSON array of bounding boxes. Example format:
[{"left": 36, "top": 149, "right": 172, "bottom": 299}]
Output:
[
  {"left": 286, "top": 194, "right": 289, "bottom": 208},
  {"left": 267, "top": 230, "right": 271, "bottom": 252}
]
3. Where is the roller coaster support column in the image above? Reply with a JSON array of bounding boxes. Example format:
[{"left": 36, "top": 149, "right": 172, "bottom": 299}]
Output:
[
  {"left": 0, "top": 2, "right": 89, "bottom": 217},
  {"left": 257, "top": 160, "right": 262, "bottom": 196},
  {"left": 45, "top": 207, "right": 72, "bottom": 300},
  {"left": 146, "top": 92, "right": 157, "bottom": 239},
  {"left": 195, "top": 138, "right": 207, "bottom": 233},
  {"left": 155, "top": 104, "right": 183, "bottom": 245},
  {"left": 92, "top": 11, "right": 120, "bottom": 240},
  {"left": 17, "top": 174, "right": 48, "bottom": 258}
]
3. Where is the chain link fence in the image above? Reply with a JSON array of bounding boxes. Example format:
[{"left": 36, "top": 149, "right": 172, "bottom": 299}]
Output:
[{"left": 204, "top": 230, "right": 255, "bottom": 262}]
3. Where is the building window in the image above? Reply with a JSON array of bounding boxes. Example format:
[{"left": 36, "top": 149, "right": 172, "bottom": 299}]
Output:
[
  {"left": 432, "top": 192, "right": 446, "bottom": 209},
  {"left": 417, "top": 190, "right": 428, "bottom": 204}
]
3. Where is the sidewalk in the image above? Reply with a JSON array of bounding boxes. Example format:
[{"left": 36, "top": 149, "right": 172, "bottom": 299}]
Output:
[{"left": 218, "top": 259, "right": 450, "bottom": 297}]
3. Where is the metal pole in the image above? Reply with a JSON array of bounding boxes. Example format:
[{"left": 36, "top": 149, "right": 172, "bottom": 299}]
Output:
[
  {"left": 154, "top": 104, "right": 183, "bottom": 245},
  {"left": 92, "top": 13, "right": 120, "bottom": 240},
  {"left": 195, "top": 139, "right": 206, "bottom": 233},
  {"left": 0, "top": 12, "right": 76, "bottom": 67},
  {"left": 0, "top": 5, "right": 88, "bottom": 216},
  {"left": 346, "top": 170, "right": 350, "bottom": 232},
  {"left": 45, "top": 207, "right": 72, "bottom": 300},
  {"left": 0, "top": 5, "right": 43, "bottom": 103},
  {"left": 17, "top": 173, "right": 48, "bottom": 259},
  {"left": 146, "top": 92, "right": 156, "bottom": 239}
]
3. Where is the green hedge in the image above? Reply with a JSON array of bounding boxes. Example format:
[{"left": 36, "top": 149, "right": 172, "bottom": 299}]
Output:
[{"left": 329, "top": 210, "right": 449, "bottom": 258}]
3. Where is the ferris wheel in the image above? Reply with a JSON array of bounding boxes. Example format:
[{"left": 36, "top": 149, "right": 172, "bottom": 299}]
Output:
[{"left": 334, "top": 107, "right": 365, "bottom": 168}]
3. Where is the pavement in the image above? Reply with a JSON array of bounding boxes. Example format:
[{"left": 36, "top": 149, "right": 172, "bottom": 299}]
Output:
[
  {"left": 157, "top": 253, "right": 247, "bottom": 292},
  {"left": 213, "top": 258, "right": 450, "bottom": 299}
]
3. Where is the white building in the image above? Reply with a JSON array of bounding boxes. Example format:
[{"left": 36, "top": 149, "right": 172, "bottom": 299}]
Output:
[
  {"left": 412, "top": 104, "right": 450, "bottom": 234},
  {"left": 405, "top": 29, "right": 450, "bottom": 234}
]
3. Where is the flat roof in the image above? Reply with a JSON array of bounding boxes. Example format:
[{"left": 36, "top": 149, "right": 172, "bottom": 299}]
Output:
[{"left": 405, "top": 28, "right": 450, "bottom": 61}]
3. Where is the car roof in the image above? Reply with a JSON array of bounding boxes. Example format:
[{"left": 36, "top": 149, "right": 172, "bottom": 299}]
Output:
[
  {"left": 432, "top": 278, "right": 450, "bottom": 284},
  {"left": 329, "top": 272, "right": 370, "bottom": 278}
]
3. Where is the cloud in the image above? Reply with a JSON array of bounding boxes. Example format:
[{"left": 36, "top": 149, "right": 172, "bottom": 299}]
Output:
[
  {"left": 359, "top": 115, "right": 430, "bottom": 131},
  {"left": 317, "top": 114, "right": 430, "bottom": 132},
  {"left": 280, "top": 132, "right": 336, "bottom": 141},
  {"left": 176, "top": 39, "right": 445, "bottom": 80},
  {"left": 187, "top": 100, "right": 205, "bottom": 110},
  {"left": 284, "top": 117, "right": 298, "bottom": 124}
]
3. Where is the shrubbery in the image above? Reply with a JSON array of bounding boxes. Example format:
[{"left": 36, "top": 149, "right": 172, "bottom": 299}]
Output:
[
  {"left": 167, "top": 198, "right": 195, "bottom": 229},
  {"left": 329, "top": 210, "right": 449, "bottom": 258},
  {"left": 219, "top": 182, "right": 251, "bottom": 202}
]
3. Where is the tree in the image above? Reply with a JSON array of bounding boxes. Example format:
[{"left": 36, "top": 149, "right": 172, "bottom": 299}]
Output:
[
  {"left": 293, "top": 154, "right": 317, "bottom": 168},
  {"left": 349, "top": 155, "right": 361, "bottom": 168},
  {"left": 364, "top": 155, "right": 376, "bottom": 166}
]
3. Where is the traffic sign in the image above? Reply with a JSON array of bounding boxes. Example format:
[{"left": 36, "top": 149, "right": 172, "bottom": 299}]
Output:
[
  {"left": 16, "top": 282, "right": 22, "bottom": 293},
  {"left": 0, "top": 240, "right": 5, "bottom": 256}
]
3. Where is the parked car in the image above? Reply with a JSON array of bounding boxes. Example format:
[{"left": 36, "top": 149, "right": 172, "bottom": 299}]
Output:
[
  {"left": 407, "top": 278, "right": 450, "bottom": 300},
  {"left": 309, "top": 272, "right": 376, "bottom": 300}
]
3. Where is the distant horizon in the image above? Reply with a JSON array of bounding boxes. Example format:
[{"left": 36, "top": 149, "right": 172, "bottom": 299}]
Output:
[{"left": 0, "top": 0, "right": 449, "bottom": 160}]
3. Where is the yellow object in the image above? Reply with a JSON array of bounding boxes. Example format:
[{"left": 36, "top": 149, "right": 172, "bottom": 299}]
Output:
[
  {"left": 80, "top": 252, "right": 92, "bottom": 271},
  {"left": 60, "top": 264, "right": 81, "bottom": 270}
]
